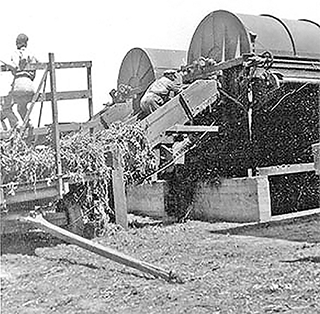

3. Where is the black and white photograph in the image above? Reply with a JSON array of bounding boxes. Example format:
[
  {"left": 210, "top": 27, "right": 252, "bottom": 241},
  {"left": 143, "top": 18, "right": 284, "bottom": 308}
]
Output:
[{"left": 0, "top": 0, "right": 319, "bottom": 313}]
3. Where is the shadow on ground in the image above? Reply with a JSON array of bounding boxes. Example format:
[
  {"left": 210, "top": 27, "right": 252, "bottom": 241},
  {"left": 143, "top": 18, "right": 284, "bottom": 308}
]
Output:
[
  {"left": 0, "top": 232, "right": 64, "bottom": 255},
  {"left": 208, "top": 214, "right": 320, "bottom": 243}
]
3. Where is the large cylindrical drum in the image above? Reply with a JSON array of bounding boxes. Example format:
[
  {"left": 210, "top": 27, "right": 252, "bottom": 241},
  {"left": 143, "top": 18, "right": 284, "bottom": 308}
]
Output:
[
  {"left": 117, "top": 48, "right": 186, "bottom": 94},
  {"left": 187, "top": 10, "right": 320, "bottom": 64}
]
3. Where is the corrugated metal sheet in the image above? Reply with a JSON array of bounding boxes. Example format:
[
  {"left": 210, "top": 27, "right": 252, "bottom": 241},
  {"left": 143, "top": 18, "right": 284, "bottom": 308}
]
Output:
[
  {"left": 187, "top": 10, "right": 320, "bottom": 64},
  {"left": 117, "top": 48, "right": 186, "bottom": 92}
]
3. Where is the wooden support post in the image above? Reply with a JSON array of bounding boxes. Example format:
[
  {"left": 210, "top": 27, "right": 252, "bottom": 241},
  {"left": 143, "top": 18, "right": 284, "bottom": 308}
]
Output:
[
  {"left": 48, "top": 53, "right": 63, "bottom": 198},
  {"left": 87, "top": 64, "right": 93, "bottom": 119},
  {"left": 37, "top": 72, "right": 48, "bottom": 127},
  {"left": 19, "top": 214, "right": 182, "bottom": 283},
  {"left": 19, "top": 68, "right": 48, "bottom": 136},
  {"left": 256, "top": 176, "right": 272, "bottom": 222},
  {"left": 112, "top": 148, "right": 128, "bottom": 230},
  {"left": 151, "top": 148, "right": 161, "bottom": 181},
  {"left": 0, "top": 171, "right": 4, "bottom": 207},
  {"left": 312, "top": 143, "right": 320, "bottom": 175}
]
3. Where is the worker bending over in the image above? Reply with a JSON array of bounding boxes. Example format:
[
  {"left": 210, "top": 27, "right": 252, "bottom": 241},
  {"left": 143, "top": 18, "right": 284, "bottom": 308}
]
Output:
[{"left": 140, "top": 70, "right": 183, "bottom": 116}]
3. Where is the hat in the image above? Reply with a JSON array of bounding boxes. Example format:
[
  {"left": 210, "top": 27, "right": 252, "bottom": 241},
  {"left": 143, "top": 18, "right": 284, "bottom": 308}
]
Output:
[{"left": 16, "top": 33, "right": 29, "bottom": 47}]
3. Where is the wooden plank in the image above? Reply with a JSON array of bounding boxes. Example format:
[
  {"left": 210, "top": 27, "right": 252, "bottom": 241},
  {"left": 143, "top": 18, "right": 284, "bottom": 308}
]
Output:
[
  {"left": 49, "top": 53, "right": 63, "bottom": 198},
  {"left": 1, "top": 178, "right": 69, "bottom": 205},
  {"left": 269, "top": 207, "right": 320, "bottom": 222},
  {"left": 112, "top": 149, "right": 128, "bottom": 230},
  {"left": 140, "top": 79, "right": 219, "bottom": 148},
  {"left": 19, "top": 68, "right": 49, "bottom": 136},
  {"left": 0, "top": 171, "right": 4, "bottom": 207},
  {"left": 19, "top": 214, "right": 182, "bottom": 282},
  {"left": 41, "top": 90, "right": 90, "bottom": 101},
  {"left": 37, "top": 70, "right": 48, "bottom": 127},
  {"left": 87, "top": 66, "right": 93, "bottom": 119},
  {"left": 1, "top": 61, "right": 92, "bottom": 72},
  {"left": 55, "top": 61, "right": 92, "bottom": 69},
  {"left": 257, "top": 163, "right": 315, "bottom": 176},
  {"left": 256, "top": 176, "right": 272, "bottom": 222},
  {"left": 4, "top": 186, "right": 60, "bottom": 205},
  {"left": 166, "top": 124, "right": 219, "bottom": 134},
  {"left": 312, "top": 143, "right": 320, "bottom": 174}
]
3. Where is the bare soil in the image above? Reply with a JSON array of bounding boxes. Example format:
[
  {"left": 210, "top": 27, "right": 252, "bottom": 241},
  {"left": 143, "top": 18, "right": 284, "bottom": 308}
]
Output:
[{"left": 1, "top": 214, "right": 320, "bottom": 314}]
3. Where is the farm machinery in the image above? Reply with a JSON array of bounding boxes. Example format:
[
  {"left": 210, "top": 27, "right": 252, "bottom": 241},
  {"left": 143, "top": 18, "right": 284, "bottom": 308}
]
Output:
[
  {"left": 96, "top": 11, "right": 320, "bottom": 219},
  {"left": 1, "top": 10, "right": 320, "bottom": 237}
]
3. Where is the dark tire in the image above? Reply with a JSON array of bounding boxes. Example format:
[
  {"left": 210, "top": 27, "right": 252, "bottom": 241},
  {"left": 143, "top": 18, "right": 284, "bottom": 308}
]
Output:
[
  {"left": 66, "top": 202, "right": 85, "bottom": 236},
  {"left": 66, "top": 202, "right": 95, "bottom": 239}
]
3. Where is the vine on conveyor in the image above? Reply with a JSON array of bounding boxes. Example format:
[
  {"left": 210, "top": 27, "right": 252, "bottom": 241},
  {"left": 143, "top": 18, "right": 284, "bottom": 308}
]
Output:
[{"left": 0, "top": 122, "right": 157, "bottom": 229}]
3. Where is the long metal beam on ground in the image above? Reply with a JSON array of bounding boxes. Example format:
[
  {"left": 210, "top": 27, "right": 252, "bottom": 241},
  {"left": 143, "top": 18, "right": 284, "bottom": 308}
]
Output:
[{"left": 19, "top": 213, "right": 183, "bottom": 283}]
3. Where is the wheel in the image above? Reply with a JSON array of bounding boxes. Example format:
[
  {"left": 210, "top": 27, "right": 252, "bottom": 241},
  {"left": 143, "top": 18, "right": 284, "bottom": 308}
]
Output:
[{"left": 65, "top": 202, "right": 94, "bottom": 239}]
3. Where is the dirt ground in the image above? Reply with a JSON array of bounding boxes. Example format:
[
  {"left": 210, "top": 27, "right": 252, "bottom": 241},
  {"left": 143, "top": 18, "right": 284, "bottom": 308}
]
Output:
[{"left": 1, "top": 214, "right": 320, "bottom": 314}]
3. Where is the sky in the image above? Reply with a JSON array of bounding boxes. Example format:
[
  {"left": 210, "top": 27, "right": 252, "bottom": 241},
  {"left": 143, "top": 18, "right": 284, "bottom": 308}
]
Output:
[{"left": 0, "top": 0, "right": 319, "bottom": 126}]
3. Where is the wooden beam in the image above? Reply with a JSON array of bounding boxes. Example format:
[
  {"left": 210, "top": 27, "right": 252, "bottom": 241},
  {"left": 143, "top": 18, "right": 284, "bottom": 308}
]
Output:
[
  {"left": 256, "top": 163, "right": 315, "bottom": 176},
  {"left": 312, "top": 143, "right": 320, "bottom": 175},
  {"left": 41, "top": 90, "right": 90, "bottom": 101},
  {"left": 270, "top": 208, "right": 320, "bottom": 222},
  {"left": 49, "top": 53, "right": 63, "bottom": 198},
  {"left": 19, "top": 68, "right": 49, "bottom": 136},
  {"left": 19, "top": 214, "right": 182, "bottom": 283},
  {"left": 4, "top": 185, "right": 60, "bottom": 205},
  {"left": 0, "top": 171, "right": 4, "bottom": 207},
  {"left": 112, "top": 148, "right": 128, "bottom": 230},
  {"left": 1, "top": 61, "right": 92, "bottom": 72},
  {"left": 166, "top": 124, "right": 219, "bottom": 134},
  {"left": 55, "top": 61, "right": 92, "bottom": 69},
  {"left": 139, "top": 79, "right": 219, "bottom": 148},
  {"left": 87, "top": 66, "right": 93, "bottom": 119}
]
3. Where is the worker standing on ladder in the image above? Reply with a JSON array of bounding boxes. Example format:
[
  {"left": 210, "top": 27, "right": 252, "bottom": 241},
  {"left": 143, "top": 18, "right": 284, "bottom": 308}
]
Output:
[
  {"left": 140, "top": 70, "right": 183, "bottom": 117},
  {"left": 7, "top": 33, "right": 38, "bottom": 131}
]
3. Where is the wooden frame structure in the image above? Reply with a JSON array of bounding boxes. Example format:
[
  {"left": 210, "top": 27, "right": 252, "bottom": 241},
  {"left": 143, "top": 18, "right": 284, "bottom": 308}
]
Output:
[
  {"left": 27, "top": 53, "right": 93, "bottom": 198},
  {"left": 1, "top": 53, "right": 128, "bottom": 232},
  {"left": 256, "top": 162, "right": 320, "bottom": 221},
  {"left": 1, "top": 53, "right": 94, "bottom": 204}
]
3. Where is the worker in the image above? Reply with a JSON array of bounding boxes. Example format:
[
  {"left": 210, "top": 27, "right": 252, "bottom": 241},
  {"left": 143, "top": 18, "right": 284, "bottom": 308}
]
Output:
[
  {"left": 8, "top": 33, "right": 38, "bottom": 130},
  {"left": 0, "top": 94, "right": 18, "bottom": 130},
  {"left": 140, "top": 69, "right": 183, "bottom": 116}
]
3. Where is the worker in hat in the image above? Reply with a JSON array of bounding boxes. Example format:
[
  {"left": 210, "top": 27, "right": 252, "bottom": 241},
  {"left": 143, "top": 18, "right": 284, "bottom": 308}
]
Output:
[
  {"left": 5, "top": 33, "right": 38, "bottom": 130},
  {"left": 140, "top": 70, "right": 183, "bottom": 117}
]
